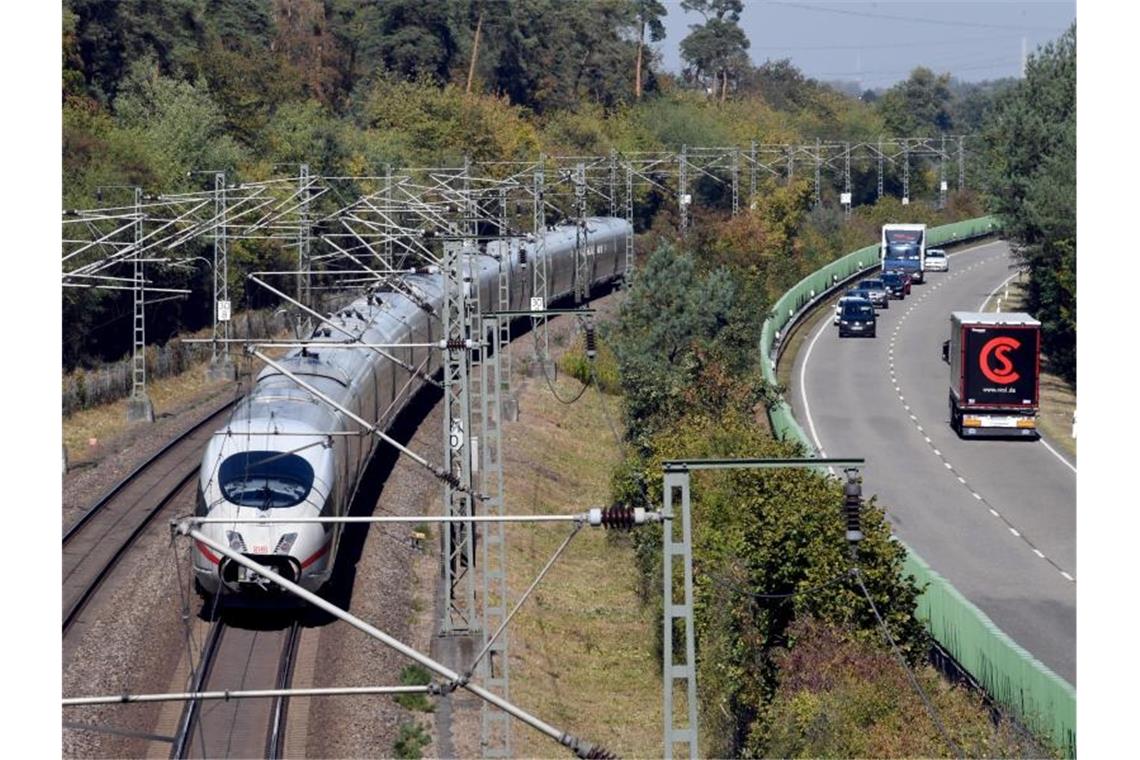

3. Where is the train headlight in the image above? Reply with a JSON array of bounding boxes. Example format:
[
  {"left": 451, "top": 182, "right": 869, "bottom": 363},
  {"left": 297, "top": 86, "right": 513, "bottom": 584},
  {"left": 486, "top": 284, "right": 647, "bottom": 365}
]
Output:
[
  {"left": 275, "top": 532, "right": 299, "bottom": 555},
  {"left": 226, "top": 531, "right": 246, "bottom": 552}
]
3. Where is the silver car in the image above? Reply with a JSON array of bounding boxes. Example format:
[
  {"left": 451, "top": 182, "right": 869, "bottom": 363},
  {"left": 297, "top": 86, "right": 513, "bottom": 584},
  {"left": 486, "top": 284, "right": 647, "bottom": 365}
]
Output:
[
  {"left": 849, "top": 279, "right": 890, "bottom": 309},
  {"left": 925, "top": 248, "right": 948, "bottom": 272}
]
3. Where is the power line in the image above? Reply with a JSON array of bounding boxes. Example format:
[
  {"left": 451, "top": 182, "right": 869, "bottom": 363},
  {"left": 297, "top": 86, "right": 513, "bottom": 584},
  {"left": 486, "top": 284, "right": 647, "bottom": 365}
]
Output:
[
  {"left": 854, "top": 567, "right": 963, "bottom": 760},
  {"left": 766, "top": 1, "right": 1068, "bottom": 34},
  {"left": 818, "top": 57, "right": 1022, "bottom": 82},
  {"left": 751, "top": 33, "right": 1027, "bottom": 52}
]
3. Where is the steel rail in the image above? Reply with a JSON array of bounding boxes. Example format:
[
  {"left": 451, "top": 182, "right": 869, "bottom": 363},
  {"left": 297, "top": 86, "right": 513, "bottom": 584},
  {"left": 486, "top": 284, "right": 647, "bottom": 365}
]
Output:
[
  {"left": 170, "top": 618, "right": 225, "bottom": 759},
  {"left": 62, "top": 399, "right": 238, "bottom": 633},
  {"left": 266, "top": 621, "right": 302, "bottom": 759},
  {"left": 63, "top": 398, "right": 237, "bottom": 543}
]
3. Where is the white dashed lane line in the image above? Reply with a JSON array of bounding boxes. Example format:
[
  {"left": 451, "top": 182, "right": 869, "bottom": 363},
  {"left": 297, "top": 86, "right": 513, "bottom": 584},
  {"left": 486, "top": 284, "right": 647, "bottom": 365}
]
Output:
[{"left": 881, "top": 249, "right": 1076, "bottom": 584}]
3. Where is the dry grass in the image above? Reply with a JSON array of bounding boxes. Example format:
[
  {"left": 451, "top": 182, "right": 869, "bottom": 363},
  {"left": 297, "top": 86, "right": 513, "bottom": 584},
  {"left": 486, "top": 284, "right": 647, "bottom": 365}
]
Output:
[
  {"left": 982, "top": 280, "right": 1076, "bottom": 459},
  {"left": 62, "top": 334, "right": 291, "bottom": 467},
  {"left": 61, "top": 357, "right": 235, "bottom": 464},
  {"left": 502, "top": 371, "right": 662, "bottom": 758}
]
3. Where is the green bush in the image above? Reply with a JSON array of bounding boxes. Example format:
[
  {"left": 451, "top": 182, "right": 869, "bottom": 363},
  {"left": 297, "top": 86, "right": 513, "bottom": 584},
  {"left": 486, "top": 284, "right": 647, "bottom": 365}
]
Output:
[
  {"left": 558, "top": 334, "right": 620, "bottom": 394},
  {"left": 394, "top": 664, "right": 435, "bottom": 713},
  {"left": 393, "top": 721, "right": 432, "bottom": 759}
]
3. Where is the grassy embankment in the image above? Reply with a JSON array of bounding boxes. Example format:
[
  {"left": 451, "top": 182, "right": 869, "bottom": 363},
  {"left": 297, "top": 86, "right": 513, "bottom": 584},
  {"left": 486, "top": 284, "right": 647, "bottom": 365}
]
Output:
[{"left": 501, "top": 334, "right": 661, "bottom": 758}]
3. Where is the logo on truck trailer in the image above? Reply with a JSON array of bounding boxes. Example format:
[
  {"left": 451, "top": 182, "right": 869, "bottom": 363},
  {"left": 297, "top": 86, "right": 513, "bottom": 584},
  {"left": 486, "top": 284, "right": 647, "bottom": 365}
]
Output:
[{"left": 979, "top": 336, "right": 1021, "bottom": 384}]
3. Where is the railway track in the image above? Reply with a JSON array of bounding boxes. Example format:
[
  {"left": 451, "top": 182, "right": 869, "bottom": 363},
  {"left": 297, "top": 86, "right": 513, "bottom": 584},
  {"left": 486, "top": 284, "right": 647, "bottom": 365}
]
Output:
[
  {"left": 171, "top": 615, "right": 303, "bottom": 759},
  {"left": 62, "top": 398, "right": 239, "bottom": 634}
]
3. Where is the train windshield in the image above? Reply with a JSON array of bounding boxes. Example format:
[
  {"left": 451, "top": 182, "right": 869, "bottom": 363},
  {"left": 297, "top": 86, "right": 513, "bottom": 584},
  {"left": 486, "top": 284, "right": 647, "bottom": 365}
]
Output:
[{"left": 218, "top": 451, "right": 315, "bottom": 509}]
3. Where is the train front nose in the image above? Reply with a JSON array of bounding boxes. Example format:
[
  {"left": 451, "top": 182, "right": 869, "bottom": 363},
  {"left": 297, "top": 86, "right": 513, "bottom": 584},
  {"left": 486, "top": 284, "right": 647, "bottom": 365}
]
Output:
[{"left": 216, "top": 528, "right": 305, "bottom": 592}]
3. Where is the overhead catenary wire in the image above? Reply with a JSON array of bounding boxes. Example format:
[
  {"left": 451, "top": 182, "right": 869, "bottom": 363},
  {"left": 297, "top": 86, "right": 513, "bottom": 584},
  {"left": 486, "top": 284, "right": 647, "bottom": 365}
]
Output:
[
  {"left": 531, "top": 320, "right": 591, "bottom": 405},
  {"left": 767, "top": 0, "right": 1066, "bottom": 33}
]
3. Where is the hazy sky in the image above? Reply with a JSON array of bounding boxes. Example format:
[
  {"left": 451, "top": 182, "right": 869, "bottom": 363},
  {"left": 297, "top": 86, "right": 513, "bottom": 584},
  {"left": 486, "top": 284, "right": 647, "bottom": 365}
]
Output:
[{"left": 656, "top": 1, "right": 1076, "bottom": 90}]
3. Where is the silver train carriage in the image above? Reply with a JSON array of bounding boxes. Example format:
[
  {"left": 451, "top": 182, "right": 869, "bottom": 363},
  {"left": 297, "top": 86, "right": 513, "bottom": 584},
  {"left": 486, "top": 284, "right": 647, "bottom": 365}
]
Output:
[{"left": 193, "top": 217, "right": 632, "bottom": 595}]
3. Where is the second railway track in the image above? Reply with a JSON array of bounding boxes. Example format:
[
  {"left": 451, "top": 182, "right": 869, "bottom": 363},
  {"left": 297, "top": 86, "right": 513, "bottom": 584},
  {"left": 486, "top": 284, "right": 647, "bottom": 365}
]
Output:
[{"left": 63, "top": 398, "right": 238, "bottom": 634}]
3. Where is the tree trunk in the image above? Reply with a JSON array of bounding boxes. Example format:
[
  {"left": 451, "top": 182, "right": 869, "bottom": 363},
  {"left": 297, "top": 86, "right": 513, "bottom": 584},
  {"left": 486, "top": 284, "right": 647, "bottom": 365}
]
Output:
[
  {"left": 466, "top": 11, "right": 483, "bottom": 95},
  {"left": 720, "top": 69, "right": 728, "bottom": 103},
  {"left": 635, "top": 23, "right": 644, "bottom": 99}
]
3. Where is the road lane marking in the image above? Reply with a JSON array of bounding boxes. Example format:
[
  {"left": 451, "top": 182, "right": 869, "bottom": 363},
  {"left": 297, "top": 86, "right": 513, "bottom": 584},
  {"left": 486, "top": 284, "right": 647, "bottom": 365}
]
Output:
[
  {"left": 978, "top": 269, "right": 1021, "bottom": 312},
  {"left": 799, "top": 310, "right": 834, "bottom": 458},
  {"left": 1039, "top": 438, "right": 1077, "bottom": 473}
]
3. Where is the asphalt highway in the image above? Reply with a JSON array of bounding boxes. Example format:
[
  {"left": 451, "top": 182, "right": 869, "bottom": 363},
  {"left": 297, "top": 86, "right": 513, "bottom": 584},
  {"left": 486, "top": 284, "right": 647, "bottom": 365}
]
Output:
[{"left": 788, "top": 240, "right": 1076, "bottom": 684}]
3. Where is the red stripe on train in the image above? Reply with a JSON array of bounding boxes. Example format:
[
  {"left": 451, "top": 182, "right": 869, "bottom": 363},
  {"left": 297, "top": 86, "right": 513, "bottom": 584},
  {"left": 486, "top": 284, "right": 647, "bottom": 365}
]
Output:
[
  {"left": 195, "top": 540, "right": 221, "bottom": 565},
  {"left": 300, "top": 539, "right": 332, "bottom": 569}
]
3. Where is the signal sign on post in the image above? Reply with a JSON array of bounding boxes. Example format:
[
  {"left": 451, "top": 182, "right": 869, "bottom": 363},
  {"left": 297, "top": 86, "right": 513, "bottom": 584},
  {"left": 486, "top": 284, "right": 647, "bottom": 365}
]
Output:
[
  {"left": 941, "top": 180, "right": 949, "bottom": 192},
  {"left": 840, "top": 192, "right": 852, "bottom": 205},
  {"left": 530, "top": 296, "right": 545, "bottom": 312},
  {"left": 449, "top": 420, "right": 464, "bottom": 451},
  {"left": 217, "top": 300, "right": 232, "bottom": 322},
  {"left": 902, "top": 197, "right": 910, "bottom": 206},
  {"left": 681, "top": 194, "right": 692, "bottom": 206}
]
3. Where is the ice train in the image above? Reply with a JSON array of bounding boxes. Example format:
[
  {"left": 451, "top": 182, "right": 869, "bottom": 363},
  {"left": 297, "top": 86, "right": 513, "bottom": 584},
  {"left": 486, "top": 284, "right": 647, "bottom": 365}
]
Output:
[{"left": 193, "top": 218, "right": 632, "bottom": 595}]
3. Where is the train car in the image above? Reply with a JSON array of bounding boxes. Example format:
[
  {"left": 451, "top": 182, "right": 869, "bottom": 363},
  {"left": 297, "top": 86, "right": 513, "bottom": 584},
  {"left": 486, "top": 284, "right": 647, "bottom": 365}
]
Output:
[{"left": 193, "top": 217, "right": 631, "bottom": 596}]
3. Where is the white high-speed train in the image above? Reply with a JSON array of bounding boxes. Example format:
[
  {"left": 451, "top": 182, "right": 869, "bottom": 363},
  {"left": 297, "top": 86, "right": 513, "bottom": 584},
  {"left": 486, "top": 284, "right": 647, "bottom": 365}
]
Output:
[{"left": 193, "top": 218, "right": 631, "bottom": 595}]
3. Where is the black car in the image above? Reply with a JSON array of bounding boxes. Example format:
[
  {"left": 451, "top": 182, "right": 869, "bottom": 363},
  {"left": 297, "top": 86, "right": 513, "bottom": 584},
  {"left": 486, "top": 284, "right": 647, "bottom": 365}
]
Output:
[
  {"left": 880, "top": 270, "right": 909, "bottom": 299},
  {"left": 837, "top": 297, "right": 876, "bottom": 337},
  {"left": 848, "top": 279, "right": 889, "bottom": 309}
]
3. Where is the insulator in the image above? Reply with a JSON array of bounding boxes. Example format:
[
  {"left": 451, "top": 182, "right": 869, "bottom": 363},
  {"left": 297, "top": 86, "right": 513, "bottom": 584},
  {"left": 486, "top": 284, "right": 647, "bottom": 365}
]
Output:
[
  {"left": 600, "top": 506, "right": 635, "bottom": 530},
  {"left": 574, "top": 743, "right": 618, "bottom": 760},
  {"left": 438, "top": 469, "right": 461, "bottom": 489},
  {"left": 843, "top": 469, "right": 863, "bottom": 543},
  {"left": 585, "top": 324, "right": 597, "bottom": 360},
  {"left": 445, "top": 338, "right": 467, "bottom": 350},
  {"left": 519, "top": 247, "right": 528, "bottom": 266}
]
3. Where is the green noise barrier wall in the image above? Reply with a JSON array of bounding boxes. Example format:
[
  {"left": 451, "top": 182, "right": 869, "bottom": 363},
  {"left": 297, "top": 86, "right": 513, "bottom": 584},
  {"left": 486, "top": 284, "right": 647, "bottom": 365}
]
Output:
[{"left": 759, "top": 216, "right": 1077, "bottom": 756}]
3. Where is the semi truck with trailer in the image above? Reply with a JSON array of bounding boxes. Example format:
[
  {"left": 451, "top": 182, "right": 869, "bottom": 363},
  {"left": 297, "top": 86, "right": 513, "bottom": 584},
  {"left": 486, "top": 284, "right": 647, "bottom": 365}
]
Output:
[
  {"left": 944, "top": 312, "right": 1041, "bottom": 438},
  {"left": 881, "top": 223, "right": 927, "bottom": 283}
]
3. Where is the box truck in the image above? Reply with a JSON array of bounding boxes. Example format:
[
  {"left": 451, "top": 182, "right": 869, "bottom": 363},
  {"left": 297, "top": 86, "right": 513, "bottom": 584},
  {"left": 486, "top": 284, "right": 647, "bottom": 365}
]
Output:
[
  {"left": 881, "top": 223, "right": 926, "bottom": 283},
  {"left": 945, "top": 312, "right": 1040, "bottom": 438}
]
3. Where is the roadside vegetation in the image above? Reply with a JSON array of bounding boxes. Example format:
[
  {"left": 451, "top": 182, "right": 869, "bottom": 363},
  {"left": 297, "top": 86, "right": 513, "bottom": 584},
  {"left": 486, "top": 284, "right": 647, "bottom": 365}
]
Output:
[{"left": 981, "top": 26, "right": 1076, "bottom": 386}]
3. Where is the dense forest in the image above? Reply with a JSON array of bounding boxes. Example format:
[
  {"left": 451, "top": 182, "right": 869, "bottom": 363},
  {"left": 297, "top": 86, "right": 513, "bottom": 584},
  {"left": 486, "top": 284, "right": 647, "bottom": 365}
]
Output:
[{"left": 62, "top": 0, "right": 1022, "bottom": 372}]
